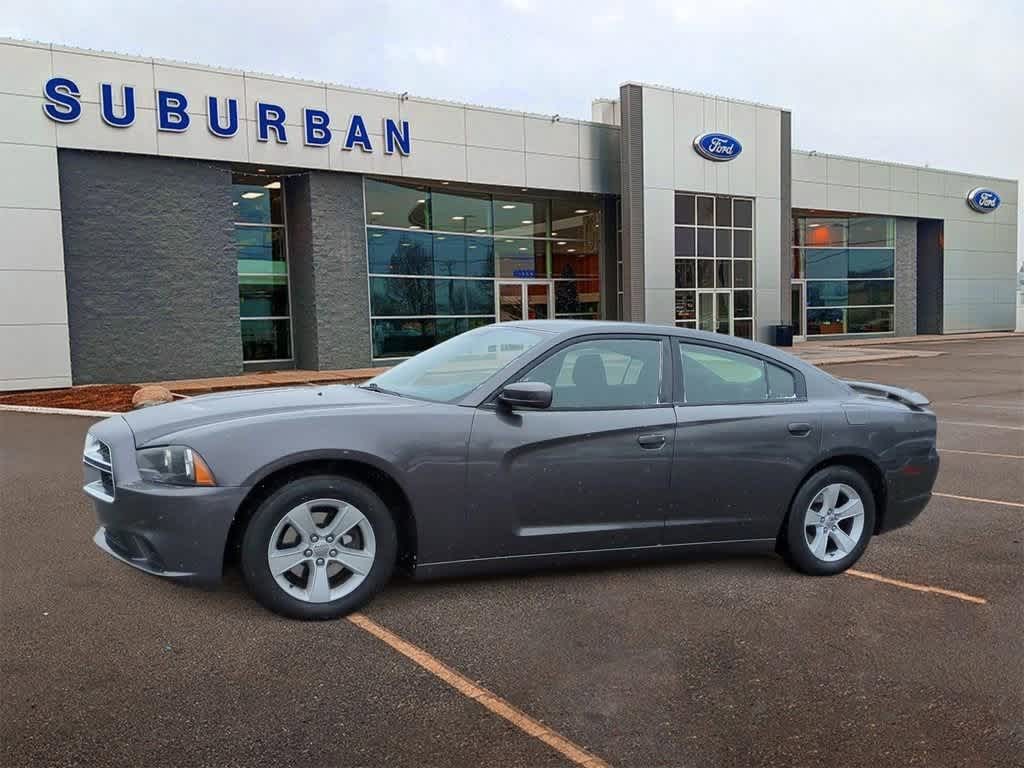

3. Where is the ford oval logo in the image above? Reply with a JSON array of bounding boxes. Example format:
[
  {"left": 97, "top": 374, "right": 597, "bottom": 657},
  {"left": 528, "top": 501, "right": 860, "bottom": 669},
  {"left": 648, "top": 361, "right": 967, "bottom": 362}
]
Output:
[
  {"left": 693, "top": 132, "right": 742, "bottom": 162},
  {"left": 966, "top": 187, "right": 1000, "bottom": 213}
]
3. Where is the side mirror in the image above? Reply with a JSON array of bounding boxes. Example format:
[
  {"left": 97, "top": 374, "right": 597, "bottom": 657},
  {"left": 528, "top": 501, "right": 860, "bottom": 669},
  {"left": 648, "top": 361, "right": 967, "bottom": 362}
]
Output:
[{"left": 498, "top": 382, "right": 552, "bottom": 410}]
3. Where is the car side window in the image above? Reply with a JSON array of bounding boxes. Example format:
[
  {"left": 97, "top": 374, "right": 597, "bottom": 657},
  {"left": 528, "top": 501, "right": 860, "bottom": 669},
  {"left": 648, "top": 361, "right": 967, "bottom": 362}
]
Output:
[
  {"left": 520, "top": 338, "right": 663, "bottom": 409},
  {"left": 680, "top": 343, "right": 797, "bottom": 405}
]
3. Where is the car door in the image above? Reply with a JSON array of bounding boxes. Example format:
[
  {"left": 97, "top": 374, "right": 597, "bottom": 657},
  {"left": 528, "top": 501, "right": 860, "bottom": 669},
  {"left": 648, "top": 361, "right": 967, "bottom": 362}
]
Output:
[
  {"left": 665, "top": 340, "right": 823, "bottom": 544},
  {"left": 465, "top": 334, "right": 675, "bottom": 558}
]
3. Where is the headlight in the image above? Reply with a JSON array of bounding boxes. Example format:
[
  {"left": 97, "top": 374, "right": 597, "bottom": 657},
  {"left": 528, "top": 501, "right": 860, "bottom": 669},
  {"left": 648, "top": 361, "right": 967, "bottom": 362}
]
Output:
[{"left": 136, "top": 445, "right": 216, "bottom": 486}]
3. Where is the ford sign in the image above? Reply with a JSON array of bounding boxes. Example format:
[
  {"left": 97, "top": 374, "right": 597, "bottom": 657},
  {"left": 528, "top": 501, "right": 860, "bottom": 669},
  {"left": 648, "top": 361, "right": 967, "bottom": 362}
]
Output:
[
  {"left": 693, "top": 132, "right": 742, "bottom": 162},
  {"left": 966, "top": 187, "right": 1001, "bottom": 213}
]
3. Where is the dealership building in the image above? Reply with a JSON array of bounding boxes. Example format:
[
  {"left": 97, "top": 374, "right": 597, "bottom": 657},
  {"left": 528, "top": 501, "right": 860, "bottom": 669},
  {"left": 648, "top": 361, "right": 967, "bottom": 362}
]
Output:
[{"left": 0, "top": 38, "right": 1018, "bottom": 391}]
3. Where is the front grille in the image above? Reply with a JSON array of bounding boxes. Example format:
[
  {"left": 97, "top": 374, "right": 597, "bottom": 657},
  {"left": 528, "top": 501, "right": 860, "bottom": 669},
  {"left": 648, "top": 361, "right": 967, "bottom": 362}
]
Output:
[{"left": 83, "top": 436, "right": 115, "bottom": 502}]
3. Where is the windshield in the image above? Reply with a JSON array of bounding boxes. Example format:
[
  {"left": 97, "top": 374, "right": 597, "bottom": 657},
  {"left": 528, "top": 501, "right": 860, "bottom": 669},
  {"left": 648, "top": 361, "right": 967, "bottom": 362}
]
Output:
[{"left": 366, "top": 326, "right": 545, "bottom": 402}]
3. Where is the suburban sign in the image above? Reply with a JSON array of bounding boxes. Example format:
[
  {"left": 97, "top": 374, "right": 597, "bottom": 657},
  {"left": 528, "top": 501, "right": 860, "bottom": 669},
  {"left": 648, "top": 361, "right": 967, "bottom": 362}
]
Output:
[
  {"left": 966, "top": 187, "right": 1001, "bottom": 213},
  {"left": 693, "top": 132, "right": 742, "bottom": 162},
  {"left": 41, "top": 76, "right": 412, "bottom": 155}
]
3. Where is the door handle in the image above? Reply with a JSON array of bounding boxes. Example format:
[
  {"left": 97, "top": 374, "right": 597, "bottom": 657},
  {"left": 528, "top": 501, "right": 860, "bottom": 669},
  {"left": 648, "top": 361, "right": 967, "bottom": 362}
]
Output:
[
  {"left": 787, "top": 422, "right": 812, "bottom": 437},
  {"left": 637, "top": 433, "right": 666, "bottom": 449}
]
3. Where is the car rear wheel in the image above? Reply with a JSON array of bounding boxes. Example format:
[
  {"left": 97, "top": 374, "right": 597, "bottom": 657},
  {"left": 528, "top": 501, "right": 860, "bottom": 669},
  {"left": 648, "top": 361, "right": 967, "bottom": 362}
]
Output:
[
  {"left": 782, "top": 466, "right": 875, "bottom": 576},
  {"left": 240, "top": 474, "right": 397, "bottom": 620}
]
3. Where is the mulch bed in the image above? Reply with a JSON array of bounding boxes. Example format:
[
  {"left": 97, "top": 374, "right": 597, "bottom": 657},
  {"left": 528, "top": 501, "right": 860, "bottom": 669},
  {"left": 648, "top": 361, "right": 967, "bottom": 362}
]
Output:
[{"left": 0, "top": 384, "right": 139, "bottom": 413}]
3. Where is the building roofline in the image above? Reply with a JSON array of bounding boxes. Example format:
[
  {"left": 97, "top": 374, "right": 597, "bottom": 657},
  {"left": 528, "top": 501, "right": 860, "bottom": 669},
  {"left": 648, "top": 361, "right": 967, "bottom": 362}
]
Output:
[
  {"left": 619, "top": 80, "right": 789, "bottom": 113},
  {"left": 1, "top": 36, "right": 617, "bottom": 130},
  {"left": 792, "top": 148, "right": 1019, "bottom": 185}
]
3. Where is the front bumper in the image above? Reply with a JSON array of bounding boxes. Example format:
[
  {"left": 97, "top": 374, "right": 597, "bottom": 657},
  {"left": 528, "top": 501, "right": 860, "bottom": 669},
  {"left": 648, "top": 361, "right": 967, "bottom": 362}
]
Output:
[{"left": 84, "top": 416, "right": 246, "bottom": 586}]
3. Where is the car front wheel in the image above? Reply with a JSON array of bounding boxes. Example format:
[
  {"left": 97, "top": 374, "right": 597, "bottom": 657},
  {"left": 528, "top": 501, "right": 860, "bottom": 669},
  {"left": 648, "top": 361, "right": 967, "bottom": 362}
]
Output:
[
  {"left": 782, "top": 466, "right": 875, "bottom": 576},
  {"left": 240, "top": 474, "right": 397, "bottom": 620}
]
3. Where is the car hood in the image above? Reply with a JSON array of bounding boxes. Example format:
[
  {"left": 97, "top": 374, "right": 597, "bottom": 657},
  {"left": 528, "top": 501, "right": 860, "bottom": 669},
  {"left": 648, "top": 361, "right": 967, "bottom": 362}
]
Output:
[{"left": 121, "top": 384, "right": 405, "bottom": 446}]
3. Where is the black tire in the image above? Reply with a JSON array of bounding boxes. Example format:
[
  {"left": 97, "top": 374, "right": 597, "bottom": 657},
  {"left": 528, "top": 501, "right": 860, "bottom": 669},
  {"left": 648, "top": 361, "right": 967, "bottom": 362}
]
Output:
[
  {"left": 781, "top": 465, "right": 876, "bottom": 576},
  {"left": 240, "top": 474, "right": 397, "bottom": 620}
]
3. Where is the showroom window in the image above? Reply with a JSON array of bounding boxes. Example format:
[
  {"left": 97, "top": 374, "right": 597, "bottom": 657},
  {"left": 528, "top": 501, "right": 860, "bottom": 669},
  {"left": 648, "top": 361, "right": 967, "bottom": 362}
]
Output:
[
  {"left": 792, "top": 215, "right": 895, "bottom": 336},
  {"left": 674, "top": 193, "right": 754, "bottom": 339},
  {"left": 365, "top": 178, "right": 603, "bottom": 360},
  {"left": 233, "top": 174, "right": 292, "bottom": 363}
]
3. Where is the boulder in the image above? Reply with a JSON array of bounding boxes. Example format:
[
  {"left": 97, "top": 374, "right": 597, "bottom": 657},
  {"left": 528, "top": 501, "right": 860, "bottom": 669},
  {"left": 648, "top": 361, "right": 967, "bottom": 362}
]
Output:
[{"left": 132, "top": 385, "right": 174, "bottom": 409}]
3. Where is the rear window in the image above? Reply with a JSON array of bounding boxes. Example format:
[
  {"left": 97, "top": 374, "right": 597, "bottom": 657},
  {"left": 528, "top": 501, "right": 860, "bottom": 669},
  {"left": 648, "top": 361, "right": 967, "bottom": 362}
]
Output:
[{"left": 680, "top": 343, "right": 797, "bottom": 405}]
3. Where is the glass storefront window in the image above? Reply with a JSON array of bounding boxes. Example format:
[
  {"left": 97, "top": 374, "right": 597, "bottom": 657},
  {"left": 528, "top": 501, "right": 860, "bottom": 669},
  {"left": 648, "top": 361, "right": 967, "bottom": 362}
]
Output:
[
  {"left": 365, "top": 179, "right": 430, "bottom": 229},
  {"left": 432, "top": 189, "right": 492, "bottom": 234},
  {"left": 233, "top": 179, "right": 283, "bottom": 225},
  {"left": 795, "top": 213, "right": 896, "bottom": 336},
  {"left": 234, "top": 173, "right": 291, "bottom": 363},
  {"left": 365, "top": 178, "right": 604, "bottom": 358}
]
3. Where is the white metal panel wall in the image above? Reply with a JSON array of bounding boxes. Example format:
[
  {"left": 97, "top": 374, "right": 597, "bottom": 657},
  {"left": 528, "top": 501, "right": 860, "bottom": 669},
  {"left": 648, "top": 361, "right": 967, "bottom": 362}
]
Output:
[
  {"left": 8, "top": 40, "right": 622, "bottom": 196},
  {"left": 0, "top": 40, "right": 72, "bottom": 390},
  {"left": 792, "top": 150, "right": 1018, "bottom": 332},
  {"left": 638, "top": 83, "right": 785, "bottom": 338}
]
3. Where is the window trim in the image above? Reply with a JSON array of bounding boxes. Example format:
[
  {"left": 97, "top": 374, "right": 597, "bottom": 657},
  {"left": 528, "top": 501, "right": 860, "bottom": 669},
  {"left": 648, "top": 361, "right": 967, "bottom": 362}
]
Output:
[
  {"left": 482, "top": 333, "right": 674, "bottom": 412},
  {"left": 672, "top": 339, "right": 807, "bottom": 407}
]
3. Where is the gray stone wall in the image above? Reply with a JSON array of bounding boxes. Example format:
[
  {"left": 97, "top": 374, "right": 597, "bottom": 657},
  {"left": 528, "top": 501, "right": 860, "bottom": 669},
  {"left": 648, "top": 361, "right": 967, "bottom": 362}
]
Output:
[
  {"left": 58, "top": 150, "right": 241, "bottom": 384},
  {"left": 894, "top": 218, "right": 918, "bottom": 337},
  {"left": 285, "top": 170, "right": 370, "bottom": 370}
]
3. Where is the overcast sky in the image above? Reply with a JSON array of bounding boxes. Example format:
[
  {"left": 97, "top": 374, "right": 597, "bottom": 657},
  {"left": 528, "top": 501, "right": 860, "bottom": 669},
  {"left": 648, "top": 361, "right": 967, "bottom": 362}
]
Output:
[{"left": 4, "top": 0, "right": 1021, "bottom": 266}]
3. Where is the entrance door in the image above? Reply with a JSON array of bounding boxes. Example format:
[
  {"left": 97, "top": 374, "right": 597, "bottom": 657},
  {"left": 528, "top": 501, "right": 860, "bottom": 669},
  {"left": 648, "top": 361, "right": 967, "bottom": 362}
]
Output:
[
  {"left": 697, "top": 290, "right": 732, "bottom": 335},
  {"left": 497, "top": 281, "right": 554, "bottom": 322},
  {"left": 790, "top": 281, "right": 806, "bottom": 341}
]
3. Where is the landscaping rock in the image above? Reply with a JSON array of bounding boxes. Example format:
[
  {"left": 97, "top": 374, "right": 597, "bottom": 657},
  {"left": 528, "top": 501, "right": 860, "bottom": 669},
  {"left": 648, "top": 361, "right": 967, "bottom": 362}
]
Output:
[{"left": 132, "top": 385, "right": 174, "bottom": 409}]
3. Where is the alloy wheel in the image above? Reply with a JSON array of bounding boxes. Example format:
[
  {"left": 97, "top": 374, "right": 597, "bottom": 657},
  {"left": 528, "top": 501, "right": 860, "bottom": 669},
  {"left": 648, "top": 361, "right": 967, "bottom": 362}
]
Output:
[
  {"left": 803, "top": 483, "right": 865, "bottom": 562},
  {"left": 266, "top": 498, "right": 376, "bottom": 603}
]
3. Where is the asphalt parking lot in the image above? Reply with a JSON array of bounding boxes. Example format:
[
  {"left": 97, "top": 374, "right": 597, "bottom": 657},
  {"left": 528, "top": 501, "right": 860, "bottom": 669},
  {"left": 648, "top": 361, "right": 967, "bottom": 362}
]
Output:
[{"left": 1, "top": 337, "right": 1021, "bottom": 768}]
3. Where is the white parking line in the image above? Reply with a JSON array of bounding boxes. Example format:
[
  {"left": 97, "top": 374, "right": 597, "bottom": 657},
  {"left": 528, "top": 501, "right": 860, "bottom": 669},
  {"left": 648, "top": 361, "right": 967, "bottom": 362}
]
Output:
[
  {"left": 933, "top": 492, "right": 1024, "bottom": 509},
  {"left": 940, "top": 420, "right": 1024, "bottom": 431},
  {"left": 943, "top": 402, "right": 1024, "bottom": 411},
  {"left": 939, "top": 448, "right": 1024, "bottom": 460}
]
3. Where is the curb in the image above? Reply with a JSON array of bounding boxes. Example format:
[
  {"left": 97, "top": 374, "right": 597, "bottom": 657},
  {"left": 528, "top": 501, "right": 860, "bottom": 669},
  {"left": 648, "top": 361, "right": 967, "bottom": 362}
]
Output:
[{"left": 0, "top": 404, "right": 118, "bottom": 418}]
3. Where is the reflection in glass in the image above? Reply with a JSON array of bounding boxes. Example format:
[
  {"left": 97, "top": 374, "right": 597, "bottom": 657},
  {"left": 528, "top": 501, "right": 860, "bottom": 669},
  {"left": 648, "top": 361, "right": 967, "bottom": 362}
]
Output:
[
  {"left": 240, "top": 274, "right": 289, "bottom": 317},
  {"left": 807, "top": 308, "right": 845, "bottom": 335},
  {"left": 697, "top": 196, "right": 714, "bottom": 226},
  {"left": 733, "top": 319, "right": 753, "bottom": 340},
  {"left": 675, "top": 227, "right": 696, "bottom": 258},
  {"left": 371, "top": 318, "right": 479, "bottom": 359},
  {"left": 698, "top": 259, "right": 714, "bottom": 288},
  {"left": 236, "top": 227, "right": 286, "bottom": 274},
  {"left": 848, "top": 307, "right": 893, "bottom": 333},
  {"left": 734, "top": 290, "right": 753, "bottom": 318},
  {"left": 716, "top": 260, "right": 732, "bottom": 289},
  {"left": 433, "top": 190, "right": 492, "bottom": 234},
  {"left": 496, "top": 239, "right": 548, "bottom": 279},
  {"left": 675, "top": 291, "right": 696, "bottom": 321},
  {"left": 233, "top": 180, "right": 283, "bottom": 225},
  {"left": 494, "top": 197, "right": 548, "bottom": 237},
  {"left": 364, "top": 179, "right": 430, "bottom": 229},
  {"left": 697, "top": 228, "right": 714, "bottom": 259},
  {"left": 555, "top": 279, "right": 600, "bottom": 316},
  {"left": 241, "top": 318, "right": 291, "bottom": 361},
  {"left": 715, "top": 292, "right": 731, "bottom": 334},
  {"left": 733, "top": 199, "right": 753, "bottom": 228},
  {"left": 675, "top": 194, "right": 695, "bottom": 225},
  {"left": 734, "top": 260, "right": 752, "bottom": 288},
  {"left": 675, "top": 260, "right": 695, "bottom": 289},
  {"left": 716, "top": 197, "right": 731, "bottom": 227},
  {"left": 716, "top": 229, "right": 731, "bottom": 259},
  {"left": 499, "top": 284, "right": 523, "bottom": 322},
  {"left": 527, "top": 284, "right": 550, "bottom": 320},
  {"left": 370, "top": 277, "right": 494, "bottom": 317},
  {"left": 733, "top": 229, "right": 752, "bottom": 259}
]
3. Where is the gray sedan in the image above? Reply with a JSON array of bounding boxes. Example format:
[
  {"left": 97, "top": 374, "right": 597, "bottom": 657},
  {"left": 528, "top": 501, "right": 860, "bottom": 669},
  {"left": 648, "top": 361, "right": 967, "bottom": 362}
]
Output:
[{"left": 82, "top": 321, "right": 939, "bottom": 619}]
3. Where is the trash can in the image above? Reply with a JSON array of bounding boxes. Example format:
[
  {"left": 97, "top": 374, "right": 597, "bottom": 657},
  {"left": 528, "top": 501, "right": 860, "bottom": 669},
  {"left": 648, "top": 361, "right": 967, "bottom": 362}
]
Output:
[{"left": 771, "top": 324, "right": 794, "bottom": 347}]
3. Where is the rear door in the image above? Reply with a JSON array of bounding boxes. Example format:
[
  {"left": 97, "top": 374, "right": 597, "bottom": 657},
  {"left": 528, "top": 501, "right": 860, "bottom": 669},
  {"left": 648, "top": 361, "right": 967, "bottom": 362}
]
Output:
[
  {"left": 666, "top": 340, "right": 822, "bottom": 544},
  {"left": 465, "top": 334, "right": 675, "bottom": 557}
]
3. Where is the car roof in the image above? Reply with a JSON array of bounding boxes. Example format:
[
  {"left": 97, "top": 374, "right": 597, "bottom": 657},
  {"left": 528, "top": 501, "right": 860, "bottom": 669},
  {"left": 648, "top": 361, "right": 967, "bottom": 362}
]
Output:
[{"left": 500, "top": 320, "right": 819, "bottom": 372}]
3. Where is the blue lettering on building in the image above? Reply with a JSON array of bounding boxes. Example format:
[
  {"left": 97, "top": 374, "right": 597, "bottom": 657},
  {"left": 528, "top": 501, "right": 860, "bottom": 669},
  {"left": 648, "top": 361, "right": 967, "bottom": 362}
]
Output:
[
  {"left": 99, "top": 83, "right": 136, "bottom": 127},
  {"left": 207, "top": 97, "right": 239, "bottom": 138},
  {"left": 41, "top": 76, "right": 412, "bottom": 155},
  {"left": 156, "top": 90, "right": 190, "bottom": 132},
  {"left": 42, "top": 77, "right": 82, "bottom": 123}
]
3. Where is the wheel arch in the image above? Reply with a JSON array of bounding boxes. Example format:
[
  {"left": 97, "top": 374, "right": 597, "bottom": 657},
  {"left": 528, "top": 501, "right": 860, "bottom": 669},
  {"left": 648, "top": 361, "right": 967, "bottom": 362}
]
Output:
[
  {"left": 223, "top": 453, "right": 419, "bottom": 576},
  {"left": 778, "top": 451, "right": 888, "bottom": 547}
]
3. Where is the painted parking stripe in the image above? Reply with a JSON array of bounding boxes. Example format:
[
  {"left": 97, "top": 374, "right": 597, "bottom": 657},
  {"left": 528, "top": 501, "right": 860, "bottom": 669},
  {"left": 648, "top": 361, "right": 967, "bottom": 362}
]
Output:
[
  {"left": 933, "top": 492, "right": 1024, "bottom": 509},
  {"left": 940, "top": 420, "right": 1024, "bottom": 431},
  {"left": 939, "top": 448, "right": 1023, "bottom": 460},
  {"left": 845, "top": 569, "right": 987, "bottom": 605},
  {"left": 348, "top": 613, "right": 611, "bottom": 768}
]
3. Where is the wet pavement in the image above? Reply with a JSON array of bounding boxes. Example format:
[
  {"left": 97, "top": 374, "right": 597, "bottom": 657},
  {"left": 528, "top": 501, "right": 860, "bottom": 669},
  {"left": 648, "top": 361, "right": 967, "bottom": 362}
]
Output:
[{"left": 1, "top": 337, "right": 1021, "bottom": 768}]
